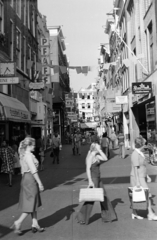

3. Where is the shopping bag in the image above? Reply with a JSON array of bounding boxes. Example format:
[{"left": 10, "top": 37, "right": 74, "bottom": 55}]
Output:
[
  {"left": 79, "top": 188, "right": 104, "bottom": 202},
  {"left": 128, "top": 187, "right": 149, "bottom": 210},
  {"left": 132, "top": 187, "right": 146, "bottom": 202}
]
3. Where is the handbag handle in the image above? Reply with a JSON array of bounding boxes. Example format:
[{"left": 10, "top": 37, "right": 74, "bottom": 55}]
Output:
[
  {"left": 88, "top": 185, "right": 95, "bottom": 189},
  {"left": 133, "top": 186, "right": 144, "bottom": 192}
]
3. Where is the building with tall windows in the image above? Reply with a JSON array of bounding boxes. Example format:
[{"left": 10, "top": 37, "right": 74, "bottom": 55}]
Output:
[
  {"left": 103, "top": 0, "right": 157, "bottom": 148},
  {"left": 0, "top": 0, "right": 53, "bottom": 147},
  {"left": 0, "top": 0, "right": 39, "bottom": 143},
  {"left": 48, "top": 26, "right": 70, "bottom": 141},
  {"left": 77, "top": 83, "right": 98, "bottom": 129}
]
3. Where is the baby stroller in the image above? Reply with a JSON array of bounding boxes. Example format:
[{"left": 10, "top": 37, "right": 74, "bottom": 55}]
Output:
[{"left": 144, "top": 143, "right": 157, "bottom": 166}]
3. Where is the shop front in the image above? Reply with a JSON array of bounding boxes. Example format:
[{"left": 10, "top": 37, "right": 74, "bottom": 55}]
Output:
[
  {"left": 132, "top": 95, "right": 156, "bottom": 142},
  {"left": 0, "top": 93, "right": 30, "bottom": 145}
]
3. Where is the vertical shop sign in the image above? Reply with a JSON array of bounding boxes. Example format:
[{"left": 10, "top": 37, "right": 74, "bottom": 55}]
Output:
[{"left": 41, "top": 38, "right": 50, "bottom": 84}]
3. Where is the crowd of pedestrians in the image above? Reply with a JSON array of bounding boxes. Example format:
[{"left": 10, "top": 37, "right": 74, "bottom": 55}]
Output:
[{"left": 1, "top": 125, "right": 157, "bottom": 236}]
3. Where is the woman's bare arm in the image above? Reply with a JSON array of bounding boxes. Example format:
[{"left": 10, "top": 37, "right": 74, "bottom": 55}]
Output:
[
  {"left": 96, "top": 145, "right": 108, "bottom": 161},
  {"left": 134, "top": 166, "right": 140, "bottom": 187},
  {"left": 86, "top": 151, "right": 94, "bottom": 187}
]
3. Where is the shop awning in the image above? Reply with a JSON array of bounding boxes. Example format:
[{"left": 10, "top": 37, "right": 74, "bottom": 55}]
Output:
[
  {"left": 0, "top": 93, "right": 30, "bottom": 122},
  {"left": 80, "top": 122, "right": 97, "bottom": 129}
]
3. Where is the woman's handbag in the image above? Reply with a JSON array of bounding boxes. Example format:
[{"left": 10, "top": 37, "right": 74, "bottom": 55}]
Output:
[
  {"left": 79, "top": 187, "right": 104, "bottom": 202},
  {"left": 128, "top": 187, "right": 149, "bottom": 210},
  {"left": 132, "top": 187, "right": 146, "bottom": 202}
]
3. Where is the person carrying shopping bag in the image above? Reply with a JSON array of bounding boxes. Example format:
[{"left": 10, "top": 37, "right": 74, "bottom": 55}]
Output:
[
  {"left": 101, "top": 132, "right": 109, "bottom": 159},
  {"left": 76, "top": 143, "right": 117, "bottom": 225},
  {"left": 130, "top": 137, "right": 157, "bottom": 220},
  {"left": 52, "top": 132, "right": 61, "bottom": 164},
  {"left": 118, "top": 130, "right": 125, "bottom": 159}
]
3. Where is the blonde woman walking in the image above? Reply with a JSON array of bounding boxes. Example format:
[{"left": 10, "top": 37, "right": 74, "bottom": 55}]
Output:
[{"left": 11, "top": 137, "right": 44, "bottom": 235}]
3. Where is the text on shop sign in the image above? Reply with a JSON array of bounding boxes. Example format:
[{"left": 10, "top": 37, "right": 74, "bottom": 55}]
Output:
[{"left": 10, "top": 108, "right": 29, "bottom": 119}]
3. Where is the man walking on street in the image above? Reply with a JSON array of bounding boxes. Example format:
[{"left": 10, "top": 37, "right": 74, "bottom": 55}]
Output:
[
  {"left": 118, "top": 129, "right": 125, "bottom": 159},
  {"left": 75, "top": 131, "right": 82, "bottom": 155},
  {"left": 91, "top": 131, "right": 100, "bottom": 144},
  {"left": 52, "top": 132, "right": 61, "bottom": 164}
]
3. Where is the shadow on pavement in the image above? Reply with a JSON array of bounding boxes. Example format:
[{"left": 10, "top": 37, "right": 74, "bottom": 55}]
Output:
[
  {"left": 39, "top": 204, "right": 78, "bottom": 228},
  {"left": 0, "top": 224, "right": 12, "bottom": 239}
]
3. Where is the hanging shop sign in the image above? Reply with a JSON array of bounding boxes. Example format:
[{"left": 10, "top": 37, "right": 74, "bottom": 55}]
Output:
[
  {"left": 41, "top": 38, "right": 51, "bottom": 84},
  {"left": 30, "top": 90, "right": 42, "bottom": 101},
  {"left": 67, "top": 113, "right": 78, "bottom": 120},
  {"left": 0, "top": 62, "right": 16, "bottom": 77},
  {"left": 115, "top": 96, "right": 128, "bottom": 104},
  {"left": 132, "top": 82, "right": 152, "bottom": 94},
  {"left": 29, "top": 82, "right": 45, "bottom": 90},
  {"left": 94, "top": 116, "right": 100, "bottom": 122},
  {"left": 0, "top": 77, "right": 19, "bottom": 84},
  {"left": 106, "top": 103, "right": 121, "bottom": 113}
]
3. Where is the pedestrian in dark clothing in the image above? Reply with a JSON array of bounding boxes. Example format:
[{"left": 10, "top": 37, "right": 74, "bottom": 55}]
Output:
[
  {"left": 0, "top": 140, "right": 14, "bottom": 186},
  {"left": 52, "top": 133, "right": 61, "bottom": 164},
  {"left": 101, "top": 132, "right": 109, "bottom": 158},
  {"left": 35, "top": 138, "right": 42, "bottom": 165}
]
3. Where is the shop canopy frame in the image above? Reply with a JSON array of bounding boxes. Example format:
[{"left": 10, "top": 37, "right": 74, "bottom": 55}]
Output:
[{"left": 0, "top": 93, "right": 30, "bottom": 122}]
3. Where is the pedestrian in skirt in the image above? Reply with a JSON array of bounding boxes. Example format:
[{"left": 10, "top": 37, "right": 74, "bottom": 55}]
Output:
[{"left": 11, "top": 137, "right": 44, "bottom": 235}]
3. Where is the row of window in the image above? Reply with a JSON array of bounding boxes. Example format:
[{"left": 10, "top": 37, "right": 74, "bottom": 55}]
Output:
[
  {"left": 10, "top": 19, "right": 37, "bottom": 78},
  {"left": 81, "top": 103, "right": 92, "bottom": 109},
  {"left": 0, "top": 0, "right": 36, "bottom": 37},
  {"left": 80, "top": 95, "right": 94, "bottom": 100}
]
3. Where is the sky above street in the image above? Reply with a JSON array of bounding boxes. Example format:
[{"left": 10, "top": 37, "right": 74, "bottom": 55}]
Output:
[{"left": 38, "top": 0, "right": 113, "bottom": 92}]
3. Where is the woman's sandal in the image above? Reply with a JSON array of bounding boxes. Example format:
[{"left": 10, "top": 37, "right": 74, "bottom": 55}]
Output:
[
  {"left": 32, "top": 225, "right": 45, "bottom": 233},
  {"left": 10, "top": 222, "right": 22, "bottom": 235},
  {"left": 76, "top": 216, "right": 85, "bottom": 224}
]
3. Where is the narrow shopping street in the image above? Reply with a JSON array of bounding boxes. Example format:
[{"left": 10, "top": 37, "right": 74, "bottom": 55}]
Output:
[{"left": 0, "top": 144, "right": 157, "bottom": 240}]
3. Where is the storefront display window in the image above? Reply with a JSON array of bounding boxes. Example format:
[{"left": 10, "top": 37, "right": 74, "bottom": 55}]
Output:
[
  {"left": 0, "top": 124, "right": 5, "bottom": 144},
  {"left": 146, "top": 101, "right": 156, "bottom": 144}
]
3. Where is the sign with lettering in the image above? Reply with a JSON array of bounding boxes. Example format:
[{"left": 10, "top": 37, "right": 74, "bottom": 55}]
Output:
[
  {"left": 132, "top": 82, "right": 152, "bottom": 94},
  {"left": 41, "top": 38, "right": 50, "bottom": 84},
  {"left": 4, "top": 107, "right": 30, "bottom": 121},
  {"left": 115, "top": 96, "right": 128, "bottom": 104},
  {"left": 10, "top": 108, "right": 29, "bottom": 119},
  {"left": 0, "top": 77, "right": 19, "bottom": 84},
  {"left": 29, "top": 82, "right": 45, "bottom": 90},
  {"left": 94, "top": 116, "right": 100, "bottom": 122}
]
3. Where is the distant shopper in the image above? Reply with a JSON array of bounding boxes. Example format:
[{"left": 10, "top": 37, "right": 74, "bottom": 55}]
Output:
[
  {"left": 0, "top": 140, "right": 14, "bottom": 187},
  {"left": 118, "top": 130, "right": 125, "bottom": 159},
  {"left": 72, "top": 133, "right": 77, "bottom": 155},
  {"left": 91, "top": 131, "right": 100, "bottom": 144},
  {"left": 101, "top": 132, "right": 109, "bottom": 158},
  {"left": 52, "top": 132, "right": 61, "bottom": 164},
  {"left": 12, "top": 142, "right": 21, "bottom": 175},
  {"left": 110, "top": 128, "right": 117, "bottom": 149},
  {"left": 76, "top": 132, "right": 82, "bottom": 155},
  {"left": 35, "top": 137, "right": 42, "bottom": 165},
  {"left": 39, "top": 147, "right": 45, "bottom": 171}
]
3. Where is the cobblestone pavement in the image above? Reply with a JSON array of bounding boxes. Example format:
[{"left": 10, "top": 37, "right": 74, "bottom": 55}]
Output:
[{"left": 0, "top": 144, "right": 157, "bottom": 240}]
